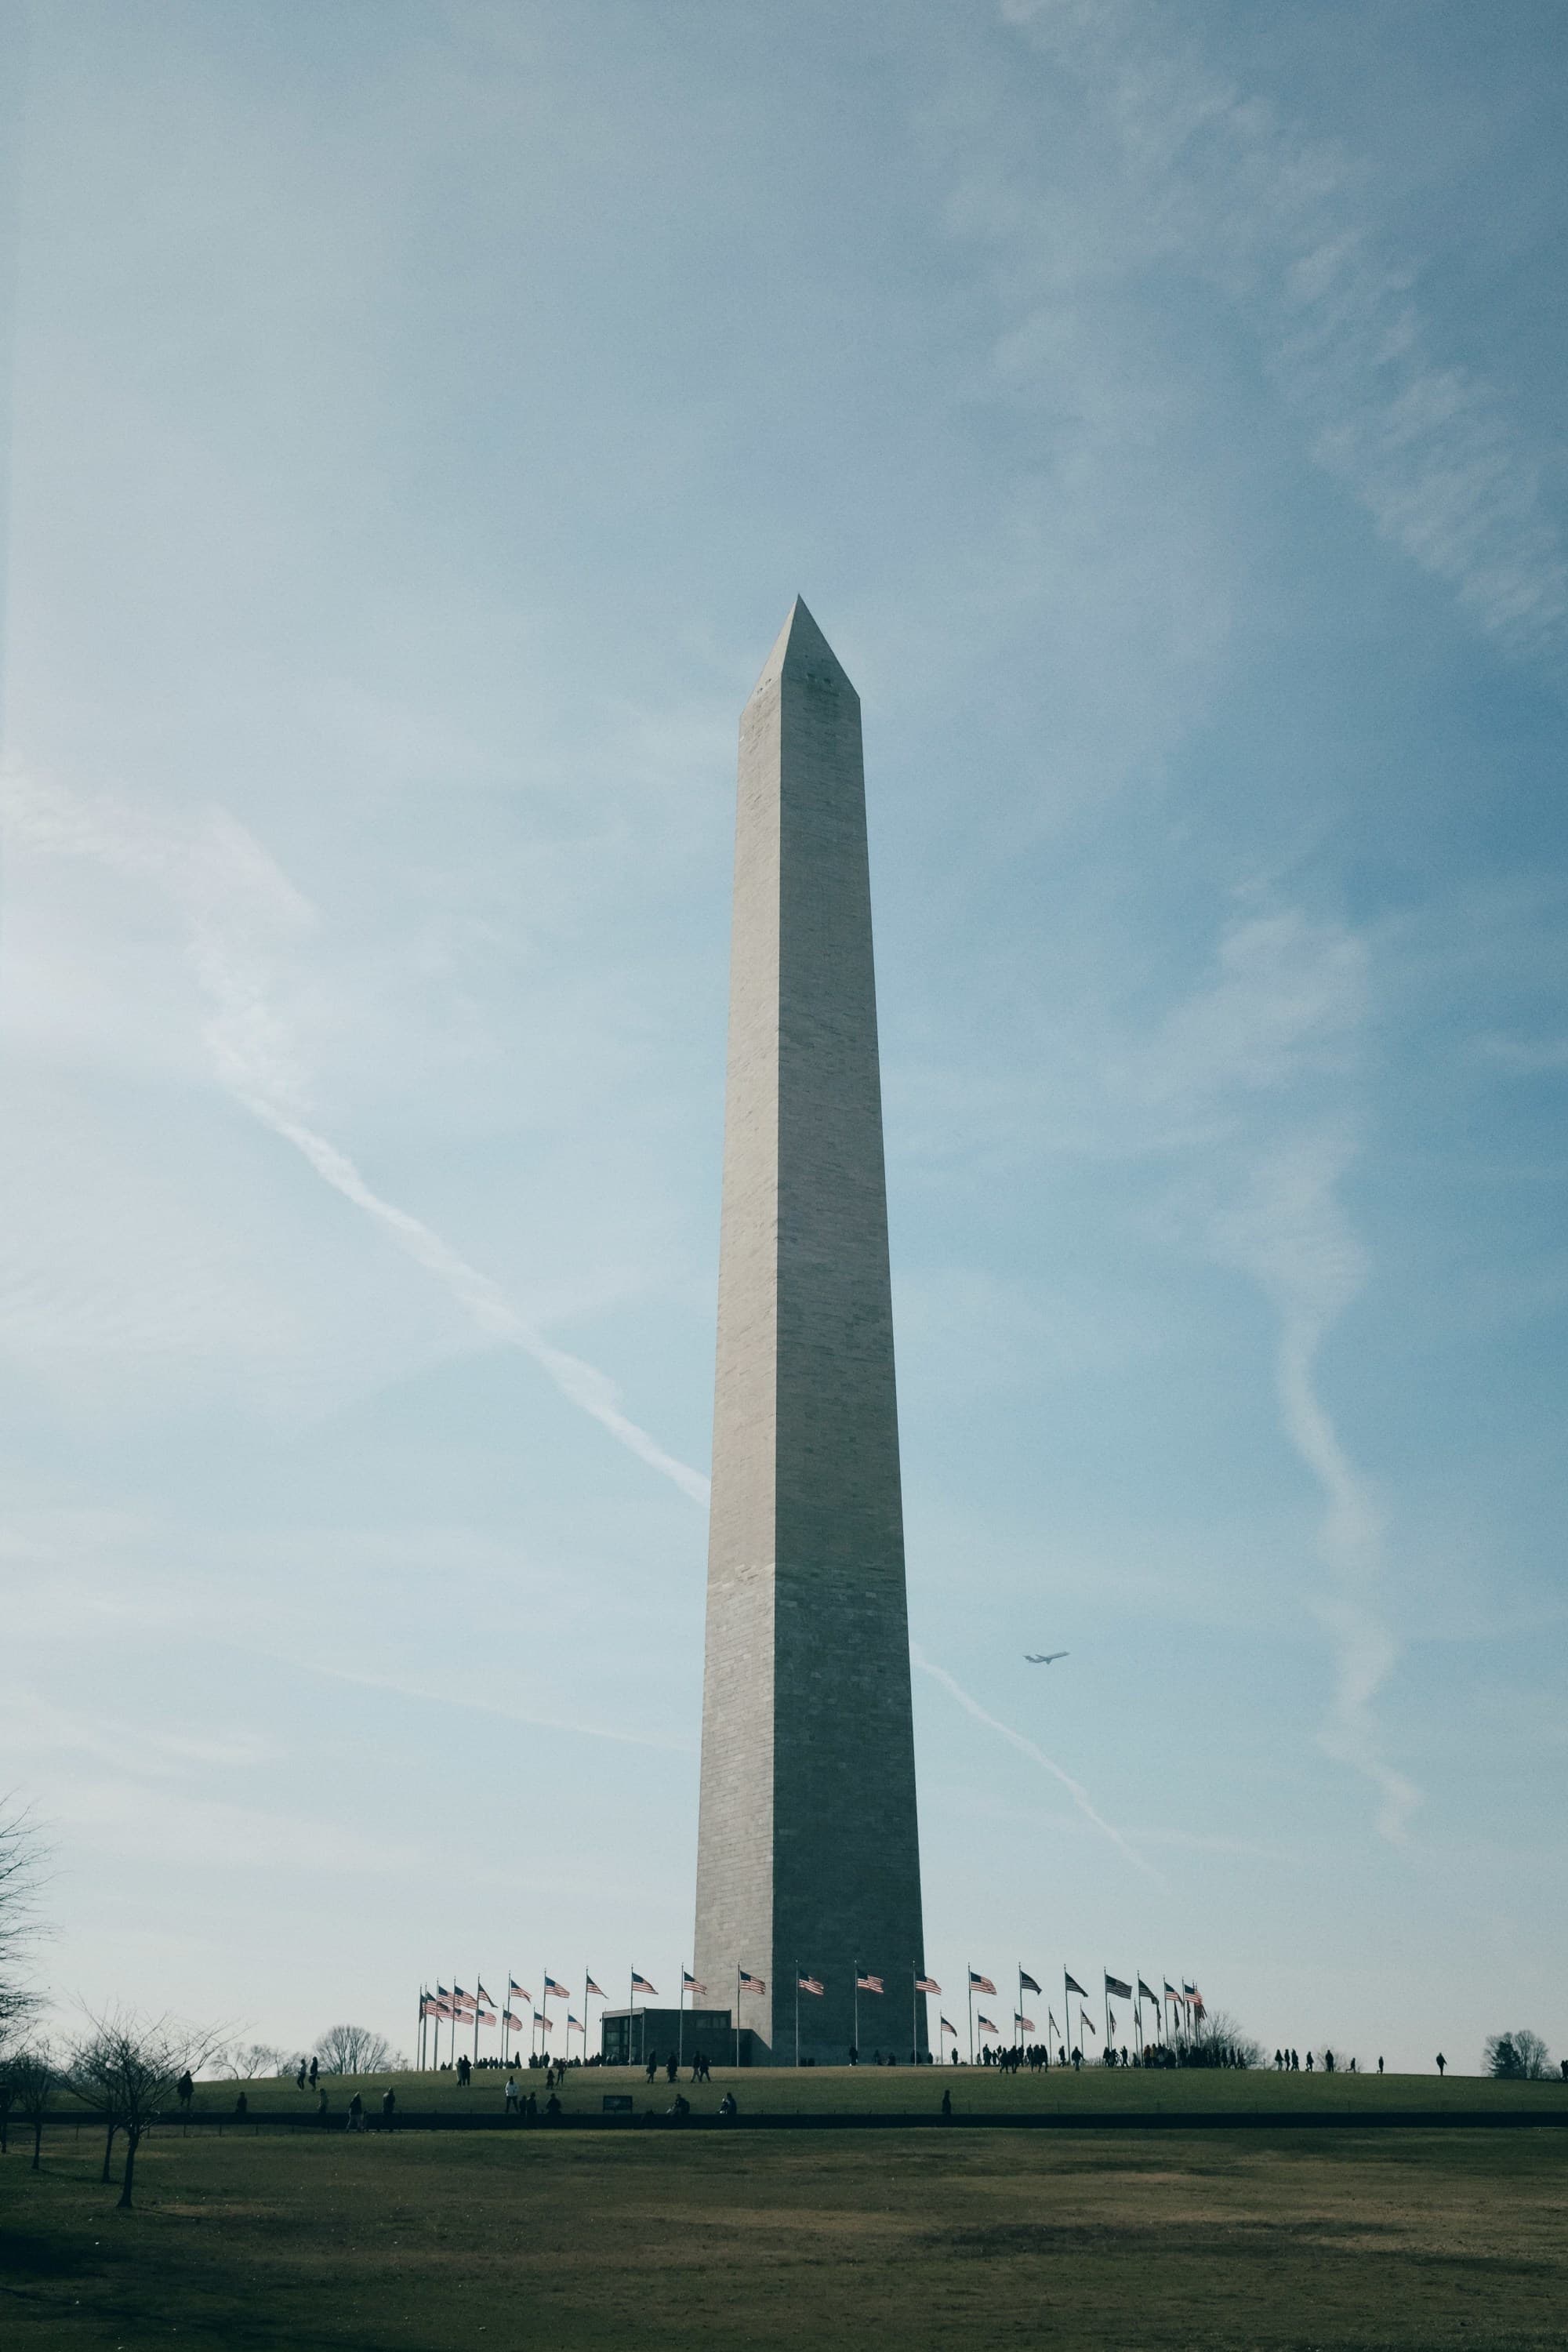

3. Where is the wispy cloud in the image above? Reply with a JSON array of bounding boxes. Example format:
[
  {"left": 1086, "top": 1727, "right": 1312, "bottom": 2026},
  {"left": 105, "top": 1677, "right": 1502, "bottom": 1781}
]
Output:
[
  {"left": 912, "top": 1645, "right": 1164, "bottom": 1883},
  {"left": 0, "top": 762, "right": 710, "bottom": 1504},
  {"left": 1212, "top": 1127, "right": 1420, "bottom": 1842},
  {"left": 1127, "top": 902, "right": 1418, "bottom": 1840},
  {"left": 1001, "top": 0, "right": 1568, "bottom": 672}
]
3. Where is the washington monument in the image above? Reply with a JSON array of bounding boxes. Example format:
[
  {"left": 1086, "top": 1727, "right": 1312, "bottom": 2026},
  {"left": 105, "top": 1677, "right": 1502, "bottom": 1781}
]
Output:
[{"left": 693, "top": 598, "right": 927, "bottom": 2064}]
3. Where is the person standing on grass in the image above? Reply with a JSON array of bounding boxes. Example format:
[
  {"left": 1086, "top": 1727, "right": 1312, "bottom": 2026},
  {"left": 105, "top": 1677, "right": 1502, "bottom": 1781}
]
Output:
[
  {"left": 235, "top": 2092, "right": 247, "bottom": 2118},
  {"left": 718, "top": 2091, "right": 737, "bottom": 2118},
  {"left": 505, "top": 2075, "right": 519, "bottom": 2114},
  {"left": 940, "top": 2086, "right": 952, "bottom": 2118},
  {"left": 348, "top": 2092, "right": 364, "bottom": 2132},
  {"left": 296, "top": 2061, "right": 307, "bottom": 2092},
  {"left": 177, "top": 2071, "right": 194, "bottom": 2111},
  {"left": 1436, "top": 2053, "right": 1446, "bottom": 2075},
  {"left": 1377, "top": 2057, "right": 1384, "bottom": 2074},
  {"left": 309, "top": 2056, "right": 319, "bottom": 2089},
  {"left": 645, "top": 2053, "right": 658, "bottom": 2084}
]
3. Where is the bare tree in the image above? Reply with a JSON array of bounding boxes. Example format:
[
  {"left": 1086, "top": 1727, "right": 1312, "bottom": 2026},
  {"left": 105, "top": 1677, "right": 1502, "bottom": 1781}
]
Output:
[
  {"left": 311, "top": 2024, "right": 396, "bottom": 2076},
  {"left": 227, "top": 2041, "right": 289, "bottom": 2079},
  {"left": 69, "top": 2009, "right": 223, "bottom": 2209},
  {"left": 8, "top": 2046, "right": 54, "bottom": 2172},
  {"left": 0, "top": 1802, "right": 47, "bottom": 2059},
  {"left": 1183, "top": 2008, "right": 1263, "bottom": 2070},
  {"left": 1487, "top": 2029, "right": 1552, "bottom": 2081}
]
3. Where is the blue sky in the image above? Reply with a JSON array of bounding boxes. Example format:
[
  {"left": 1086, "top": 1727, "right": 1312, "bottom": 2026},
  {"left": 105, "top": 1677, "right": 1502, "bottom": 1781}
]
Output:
[{"left": 2, "top": 0, "right": 1564, "bottom": 2071}]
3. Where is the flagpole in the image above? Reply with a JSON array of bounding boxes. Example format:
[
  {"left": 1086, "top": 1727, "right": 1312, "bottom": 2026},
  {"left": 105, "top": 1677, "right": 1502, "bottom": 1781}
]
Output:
[
  {"left": 854, "top": 1964, "right": 860, "bottom": 2060},
  {"left": 1104, "top": 1973, "right": 1109, "bottom": 2055},
  {"left": 734, "top": 1966, "right": 740, "bottom": 2072},
  {"left": 967, "top": 1971, "right": 974, "bottom": 2067},
  {"left": 1063, "top": 1970, "right": 1070, "bottom": 2063},
  {"left": 911, "top": 1968, "right": 917, "bottom": 2066},
  {"left": 679, "top": 1970, "right": 685, "bottom": 2076},
  {"left": 795, "top": 1966, "right": 800, "bottom": 2070}
]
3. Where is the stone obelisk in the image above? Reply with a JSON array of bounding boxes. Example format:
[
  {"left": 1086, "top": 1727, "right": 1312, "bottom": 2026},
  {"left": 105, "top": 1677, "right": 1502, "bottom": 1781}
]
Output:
[{"left": 694, "top": 597, "right": 926, "bottom": 2066}]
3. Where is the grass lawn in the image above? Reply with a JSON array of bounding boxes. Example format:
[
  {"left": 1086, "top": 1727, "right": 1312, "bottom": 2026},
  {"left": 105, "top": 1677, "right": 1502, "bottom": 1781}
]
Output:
[
  {"left": 172, "top": 2060, "right": 1568, "bottom": 2123},
  {"left": 5, "top": 2096, "right": 1568, "bottom": 2350}
]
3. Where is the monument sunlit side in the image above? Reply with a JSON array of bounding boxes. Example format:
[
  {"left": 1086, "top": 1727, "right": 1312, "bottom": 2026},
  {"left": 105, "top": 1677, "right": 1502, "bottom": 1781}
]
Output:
[{"left": 693, "top": 599, "right": 927, "bottom": 2065}]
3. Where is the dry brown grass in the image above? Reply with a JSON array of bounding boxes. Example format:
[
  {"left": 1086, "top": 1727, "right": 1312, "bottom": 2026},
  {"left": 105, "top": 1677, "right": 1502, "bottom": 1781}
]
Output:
[{"left": 4, "top": 2117, "right": 1567, "bottom": 2349}]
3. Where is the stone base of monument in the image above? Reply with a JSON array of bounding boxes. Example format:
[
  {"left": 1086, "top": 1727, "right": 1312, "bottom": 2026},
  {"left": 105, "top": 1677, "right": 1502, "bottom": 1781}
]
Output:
[{"left": 599, "top": 2008, "right": 763, "bottom": 2067}]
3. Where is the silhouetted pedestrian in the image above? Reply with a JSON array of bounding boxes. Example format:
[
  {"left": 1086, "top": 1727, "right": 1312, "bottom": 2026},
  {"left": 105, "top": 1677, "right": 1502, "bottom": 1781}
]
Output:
[
  {"left": 940, "top": 2086, "right": 952, "bottom": 2117},
  {"left": 718, "top": 2091, "right": 737, "bottom": 2118},
  {"left": 1436, "top": 2053, "right": 1446, "bottom": 2076},
  {"left": 347, "top": 2092, "right": 364, "bottom": 2132},
  {"left": 235, "top": 2091, "right": 247, "bottom": 2117},
  {"left": 382, "top": 2089, "right": 396, "bottom": 2129},
  {"left": 308, "top": 2056, "right": 319, "bottom": 2089}
]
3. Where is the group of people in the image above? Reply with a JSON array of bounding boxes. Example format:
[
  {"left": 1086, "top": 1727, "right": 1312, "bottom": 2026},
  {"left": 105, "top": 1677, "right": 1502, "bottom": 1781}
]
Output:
[
  {"left": 641, "top": 2052, "right": 714, "bottom": 2085},
  {"left": 1272, "top": 2049, "right": 1385, "bottom": 2074}
]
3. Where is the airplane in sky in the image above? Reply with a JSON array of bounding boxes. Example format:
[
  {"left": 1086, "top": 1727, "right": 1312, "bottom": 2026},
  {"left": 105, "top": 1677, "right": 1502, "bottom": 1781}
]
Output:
[{"left": 1025, "top": 1651, "right": 1068, "bottom": 1665}]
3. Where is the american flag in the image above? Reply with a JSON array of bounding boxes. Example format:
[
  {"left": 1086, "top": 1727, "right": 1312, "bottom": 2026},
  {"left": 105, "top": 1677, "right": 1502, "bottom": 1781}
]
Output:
[
  {"left": 1108, "top": 2008, "right": 1117, "bottom": 2035},
  {"left": 1015, "top": 2014, "right": 1035, "bottom": 2034},
  {"left": 939, "top": 2017, "right": 956, "bottom": 2037},
  {"left": 1064, "top": 1973, "right": 1087, "bottom": 1997},
  {"left": 855, "top": 1973, "right": 884, "bottom": 1994},
  {"left": 476, "top": 1983, "right": 494, "bottom": 2003},
  {"left": 1163, "top": 1980, "right": 1178, "bottom": 1998},
  {"left": 476, "top": 2010, "right": 497, "bottom": 2027},
  {"left": 968, "top": 1969, "right": 996, "bottom": 1995},
  {"left": 977, "top": 2015, "right": 1000, "bottom": 2036},
  {"left": 503, "top": 2011, "right": 524, "bottom": 2031},
  {"left": 1019, "top": 1970, "right": 1042, "bottom": 1994},
  {"left": 420, "top": 1997, "right": 442, "bottom": 2018},
  {"left": 544, "top": 1976, "right": 569, "bottom": 1999},
  {"left": 1081, "top": 2011, "right": 1098, "bottom": 2036},
  {"left": 738, "top": 1969, "right": 765, "bottom": 1995},
  {"left": 1105, "top": 1973, "right": 1132, "bottom": 1999},
  {"left": 536, "top": 2016, "right": 552, "bottom": 2034},
  {"left": 509, "top": 1979, "right": 531, "bottom": 2002},
  {"left": 1138, "top": 1980, "right": 1156, "bottom": 2004},
  {"left": 683, "top": 1969, "right": 706, "bottom": 1994},
  {"left": 630, "top": 1970, "right": 657, "bottom": 1995},
  {"left": 797, "top": 1975, "right": 824, "bottom": 1996},
  {"left": 915, "top": 1976, "right": 940, "bottom": 1994},
  {"left": 586, "top": 1977, "right": 605, "bottom": 2000},
  {"left": 568, "top": 2015, "right": 583, "bottom": 2031}
]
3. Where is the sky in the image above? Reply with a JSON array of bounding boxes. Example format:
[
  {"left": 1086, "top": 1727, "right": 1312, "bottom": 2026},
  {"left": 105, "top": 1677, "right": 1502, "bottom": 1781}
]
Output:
[{"left": 1, "top": 0, "right": 1564, "bottom": 2074}]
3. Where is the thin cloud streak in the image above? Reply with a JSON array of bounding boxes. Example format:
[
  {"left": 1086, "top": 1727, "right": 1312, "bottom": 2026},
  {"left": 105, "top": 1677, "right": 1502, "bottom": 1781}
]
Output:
[
  {"left": 1215, "top": 1128, "right": 1421, "bottom": 1842},
  {"left": 911, "top": 1645, "right": 1165, "bottom": 1884},
  {"left": 1003, "top": 0, "right": 1568, "bottom": 673},
  {"left": 0, "top": 764, "right": 711, "bottom": 1506},
  {"left": 297, "top": 1660, "right": 694, "bottom": 1755}
]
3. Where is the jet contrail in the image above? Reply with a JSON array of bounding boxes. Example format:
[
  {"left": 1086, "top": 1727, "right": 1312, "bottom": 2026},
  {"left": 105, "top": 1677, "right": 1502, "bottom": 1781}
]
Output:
[
  {"left": 911, "top": 1646, "right": 1165, "bottom": 1885},
  {"left": 0, "top": 764, "right": 712, "bottom": 1508}
]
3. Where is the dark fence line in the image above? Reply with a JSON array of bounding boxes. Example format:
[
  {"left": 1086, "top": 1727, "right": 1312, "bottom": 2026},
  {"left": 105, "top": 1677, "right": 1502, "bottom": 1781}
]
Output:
[{"left": 22, "top": 2104, "right": 1568, "bottom": 2138}]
